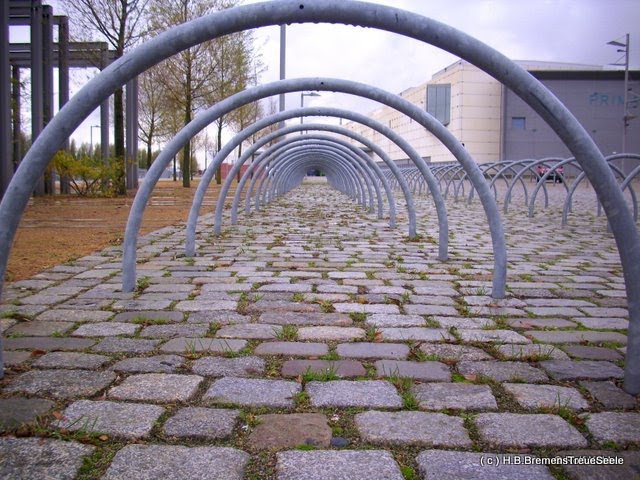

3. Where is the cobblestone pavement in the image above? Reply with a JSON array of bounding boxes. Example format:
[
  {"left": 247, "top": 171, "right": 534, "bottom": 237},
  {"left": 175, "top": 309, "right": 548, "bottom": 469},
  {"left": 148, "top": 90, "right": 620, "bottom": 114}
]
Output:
[{"left": 1, "top": 179, "right": 638, "bottom": 479}]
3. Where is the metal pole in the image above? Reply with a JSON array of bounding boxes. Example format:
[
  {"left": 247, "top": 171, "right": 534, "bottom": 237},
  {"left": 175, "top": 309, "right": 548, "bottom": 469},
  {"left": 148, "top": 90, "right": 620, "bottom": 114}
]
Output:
[
  {"left": 31, "top": 0, "right": 44, "bottom": 196},
  {"left": 58, "top": 15, "right": 70, "bottom": 194},
  {"left": 278, "top": 25, "right": 285, "bottom": 130},
  {"left": 42, "top": 5, "right": 53, "bottom": 194},
  {"left": 0, "top": 0, "right": 11, "bottom": 199},
  {"left": 623, "top": 33, "right": 629, "bottom": 155},
  {"left": 100, "top": 44, "right": 109, "bottom": 161}
]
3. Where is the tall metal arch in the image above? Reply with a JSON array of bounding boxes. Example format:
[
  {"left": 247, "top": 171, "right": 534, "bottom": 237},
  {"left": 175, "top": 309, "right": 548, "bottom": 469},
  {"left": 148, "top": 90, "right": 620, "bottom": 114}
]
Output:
[{"left": 0, "top": 0, "right": 637, "bottom": 391}]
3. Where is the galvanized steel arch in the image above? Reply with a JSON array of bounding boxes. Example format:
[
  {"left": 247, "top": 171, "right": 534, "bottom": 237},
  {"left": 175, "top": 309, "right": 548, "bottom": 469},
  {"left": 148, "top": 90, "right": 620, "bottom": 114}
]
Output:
[
  {"left": 501, "top": 157, "right": 566, "bottom": 213},
  {"left": 183, "top": 104, "right": 453, "bottom": 270},
  {"left": 218, "top": 132, "right": 397, "bottom": 231},
  {"left": 0, "top": 0, "right": 636, "bottom": 391},
  {"left": 224, "top": 124, "right": 408, "bottom": 232}
]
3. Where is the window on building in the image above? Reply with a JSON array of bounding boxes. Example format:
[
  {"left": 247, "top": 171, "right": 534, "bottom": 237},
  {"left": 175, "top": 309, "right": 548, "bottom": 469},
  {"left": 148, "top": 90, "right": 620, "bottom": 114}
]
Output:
[
  {"left": 511, "top": 117, "right": 526, "bottom": 130},
  {"left": 427, "top": 84, "right": 451, "bottom": 125}
]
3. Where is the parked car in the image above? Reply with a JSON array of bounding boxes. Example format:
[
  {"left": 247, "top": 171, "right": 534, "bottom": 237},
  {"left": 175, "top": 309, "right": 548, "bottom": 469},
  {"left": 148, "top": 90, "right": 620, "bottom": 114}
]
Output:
[{"left": 536, "top": 164, "right": 564, "bottom": 183}]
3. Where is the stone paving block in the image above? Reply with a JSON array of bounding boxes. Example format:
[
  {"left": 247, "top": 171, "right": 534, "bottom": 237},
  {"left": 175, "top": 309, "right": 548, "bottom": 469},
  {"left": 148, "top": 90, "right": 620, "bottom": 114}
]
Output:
[
  {"left": 0, "top": 437, "right": 95, "bottom": 480},
  {"left": 580, "top": 381, "right": 637, "bottom": 409},
  {"left": 559, "top": 449, "right": 640, "bottom": 480},
  {"left": 365, "top": 314, "right": 426, "bottom": 327},
  {"left": 503, "top": 383, "right": 590, "bottom": 410},
  {"left": 92, "top": 337, "right": 160, "bottom": 353},
  {"left": 404, "top": 304, "right": 459, "bottom": 316},
  {"left": 525, "top": 306, "right": 584, "bottom": 317},
  {"left": 113, "top": 299, "right": 174, "bottom": 310},
  {"left": 192, "top": 356, "right": 265, "bottom": 377},
  {"left": 254, "top": 341, "right": 328, "bottom": 356},
  {"left": 333, "top": 303, "right": 401, "bottom": 315},
  {"left": 111, "top": 354, "right": 185, "bottom": 374},
  {"left": 435, "top": 317, "right": 495, "bottom": 329},
  {"left": 248, "top": 413, "right": 332, "bottom": 450},
  {"left": 216, "top": 323, "right": 281, "bottom": 339},
  {"left": 297, "top": 326, "right": 365, "bottom": 341},
  {"left": 139, "top": 323, "right": 209, "bottom": 338},
  {"left": 562, "top": 345, "right": 623, "bottom": 361},
  {"left": 419, "top": 343, "right": 494, "bottom": 362},
  {"left": 375, "top": 360, "right": 451, "bottom": 381},
  {"left": 3, "top": 350, "right": 31, "bottom": 367},
  {"left": 187, "top": 311, "right": 250, "bottom": 324},
  {"left": 113, "top": 310, "right": 184, "bottom": 323},
  {"left": 102, "top": 444, "right": 249, "bottom": 480},
  {"left": 306, "top": 380, "right": 402, "bottom": 408},
  {"left": 412, "top": 382, "right": 497, "bottom": 410},
  {"left": 204, "top": 377, "right": 300, "bottom": 407},
  {"left": 4, "top": 369, "right": 116, "bottom": 399},
  {"left": 72, "top": 321, "right": 139, "bottom": 337},
  {"left": 174, "top": 299, "right": 237, "bottom": 312},
  {"left": 416, "top": 450, "right": 555, "bottom": 480},
  {"left": 108, "top": 373, "right": 203, "bottom": 403},
  {"left": 32, "top": 352, "right": 111, "bottom": 369},
  {"left": 36, "top": 309, "right": 114, "bottom": 323},
  {"left": 258, "top": 311, "right": 352, "bottom": 326},
  {"left": 379, "top": 327, "right": 454, "bottom": 342},
  {"left": 276, "top": 450, "right": 404, "bottom": 480},
  {"left": 540, "top": 360, "right": 624, "bottom": 381},
  {"left": 160, "top": 337, "right": 246, "bottom": 354},
  {"left": 526, "top": 330, "right": 627, "bottom": 344},
  {"left": 577, "top": 317, "right": 629, "bottom": 330},
  {"left": 6, "top": 321, "right": 75, "bottom": 336},
  {"left": 495, "top": 343, "right": 569, "bottom": 360},
  {"left": 585, "top": 412, "right": 640, "bottom": 444},
  {"left": 457, "top": 329, "right": 530, "bottom": 344},
  {"left": 281, "top": 359, "right": 366, "bottom": 378},
  {"left": 458, "top": 360, "right": 549, "bottom": 382},
  {"left": 581, "top": 307, "right": 628, "bottom": 317},
  {"left": 508, "top": 317, "right": 578, "bottom": 328},
  {"left": 4, "top": 336, "right": 96, "bottom": 351},
  {"left": 0, "top": 397, "right": 55, "bottom": 432},
  {"left": 355, "top": 411, "right": 471, "bottom": 447},
  {"left": 475, "top": 413, "right": 588, "bottom": 448},
  {"left": 163, "top": 407, "right": 239, "bottom": 440},
  {"left": 336, "top": 342, "right": 409, "bottom": 359},
  {"left": 54, "top": 400, "right": 164, "bottom": 438}
]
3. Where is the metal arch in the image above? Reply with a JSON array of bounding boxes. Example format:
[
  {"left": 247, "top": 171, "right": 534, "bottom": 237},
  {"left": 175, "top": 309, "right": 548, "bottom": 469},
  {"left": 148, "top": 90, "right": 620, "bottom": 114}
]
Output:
[
  {"left": 0, "top": 0, "right": 635, "bottom": 391},
  {"left": 219, "top": 132, "right": 396, "bottom": 231},
  {"left": 528, "top": 157, "right": 582, "bottom": 218},
  {"left": 259, "top": 143, "right": 378, "bottom": 212},
  {"left": 486, "top": 161, "right": 531, "bottom": 208},
  {"left": 561, "top": 160, "right": 639, "bottom": 226},
  {"left": 209, "top": 127, "right": 391, "bottom": 233},
  {"left": 225, "top": 124, "right": 406, "bottom": 231},
  {"left": 501, "top": 158, "right": 565, "bottom": 213},
  {"left": 182, "top": 103, "right": 451, "bottom": 270}
]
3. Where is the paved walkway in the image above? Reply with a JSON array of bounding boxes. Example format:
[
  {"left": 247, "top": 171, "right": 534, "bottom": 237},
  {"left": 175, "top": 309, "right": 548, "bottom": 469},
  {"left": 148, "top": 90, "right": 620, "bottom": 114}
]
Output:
[{"left": 1, "top": 180, "right": 638, "bottom": 479}]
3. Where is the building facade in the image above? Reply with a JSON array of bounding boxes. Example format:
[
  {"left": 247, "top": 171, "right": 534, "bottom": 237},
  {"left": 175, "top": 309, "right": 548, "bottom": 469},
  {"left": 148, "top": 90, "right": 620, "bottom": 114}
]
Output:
[{"left": 344, "top": 60, "right": 639, "bottom": 165}]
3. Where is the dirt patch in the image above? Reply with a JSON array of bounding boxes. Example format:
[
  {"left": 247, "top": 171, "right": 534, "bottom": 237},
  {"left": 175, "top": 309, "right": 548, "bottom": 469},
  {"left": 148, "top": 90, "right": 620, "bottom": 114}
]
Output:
[{"left": 6, "top": 179, "right": 226, "bottom": 282}]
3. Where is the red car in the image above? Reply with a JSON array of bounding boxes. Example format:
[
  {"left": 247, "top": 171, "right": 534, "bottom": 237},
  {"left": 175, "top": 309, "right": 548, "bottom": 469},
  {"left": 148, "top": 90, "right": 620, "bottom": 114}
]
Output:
[{"left": 536, "top": 164, "right": 564, "bottom": 183}]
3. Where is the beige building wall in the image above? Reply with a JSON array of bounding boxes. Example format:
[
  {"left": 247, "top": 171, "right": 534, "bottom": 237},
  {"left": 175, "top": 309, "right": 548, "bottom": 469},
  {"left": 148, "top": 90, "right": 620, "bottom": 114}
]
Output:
[{"left": 345, "top": 60, "right": 502, "bottom": 164}]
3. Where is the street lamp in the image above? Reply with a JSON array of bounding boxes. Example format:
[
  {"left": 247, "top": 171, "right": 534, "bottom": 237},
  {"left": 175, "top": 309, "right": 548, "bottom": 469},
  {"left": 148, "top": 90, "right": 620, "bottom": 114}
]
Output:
[
  {"left": 607, "top": 34, "right": 633, "bottom": 153},
  {"left": 300, "top": 92, "right": 321, "bottom": 134},
  {"left": 90, "top": 125, "right": 100, "bottom": 155}
]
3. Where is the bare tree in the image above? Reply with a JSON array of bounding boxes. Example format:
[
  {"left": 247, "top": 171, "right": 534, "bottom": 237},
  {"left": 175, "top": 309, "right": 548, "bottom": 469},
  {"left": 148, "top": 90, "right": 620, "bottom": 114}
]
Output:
[
  {"left": 137, "top": 66, "right": 163, "bottom": 169},
  {"left": 61, "top": 0, "right": 150, "bottom": 194}
]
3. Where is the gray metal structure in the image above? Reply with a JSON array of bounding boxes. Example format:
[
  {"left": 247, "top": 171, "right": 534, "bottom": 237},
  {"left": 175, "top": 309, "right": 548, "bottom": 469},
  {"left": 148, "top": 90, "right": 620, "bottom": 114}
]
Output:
[{"left": 0, "top": 0, "right": 638, "bottom": 393}]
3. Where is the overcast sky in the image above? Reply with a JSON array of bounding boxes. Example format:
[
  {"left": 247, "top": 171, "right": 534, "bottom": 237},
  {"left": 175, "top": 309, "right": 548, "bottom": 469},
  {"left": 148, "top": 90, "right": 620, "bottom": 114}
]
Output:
[
  {"left": 14, "top": 0, "right": 640, "bottom": 164},
  {"left": 249, "top": 0, "right": 640, "bottom": 117}
]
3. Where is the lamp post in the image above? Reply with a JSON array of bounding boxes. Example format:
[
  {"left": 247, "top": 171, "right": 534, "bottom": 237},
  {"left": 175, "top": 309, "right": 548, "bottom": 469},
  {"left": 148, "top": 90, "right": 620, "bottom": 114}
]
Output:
[
  {"left": 90, "top": 124, "right": 100, "bottom": 157},
  {"left": 300, "top": 92, "right": 321, "bottom": 135},
  {"left": 607, "top": 34, "right": 631, "bottom": 154}
]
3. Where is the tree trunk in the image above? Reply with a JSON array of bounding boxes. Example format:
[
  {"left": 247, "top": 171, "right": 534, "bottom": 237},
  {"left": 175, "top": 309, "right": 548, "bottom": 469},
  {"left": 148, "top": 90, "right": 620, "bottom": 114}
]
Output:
[
  {"left": 215, "top": 119, "right": 222, "bottom": 185},
  {"left": 114, "top": 87, "right": 126, "bottom": 194}
]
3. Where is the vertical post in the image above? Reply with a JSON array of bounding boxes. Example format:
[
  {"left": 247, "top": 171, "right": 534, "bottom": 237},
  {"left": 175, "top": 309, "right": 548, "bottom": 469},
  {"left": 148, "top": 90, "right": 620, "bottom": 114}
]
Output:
[
  {"left": 622, "top": 33, "right": 629, "bottom": 156},
  {"left": 126, "top": 79, "right": 133, "bottom": 189},
  {"left": 42, "top": 5, "right": 54, "bottom": 194},
  {"left": 11, "top": 66, "right": 21, "bottom": 176},
  {"left": 31, "top": 0, "right": 44, "bottom": 196},
  {"left": 58, "top": 16, "right": 70, "bottom": 194},
  {"left": 0, "top": 0, "right": 11, "bottom": 200},
  {"left": 100, "top": 44, "right": 109, "bottom": 161},
  {"left": 278, "top": 25, "right": 285, "bottom": 130}
]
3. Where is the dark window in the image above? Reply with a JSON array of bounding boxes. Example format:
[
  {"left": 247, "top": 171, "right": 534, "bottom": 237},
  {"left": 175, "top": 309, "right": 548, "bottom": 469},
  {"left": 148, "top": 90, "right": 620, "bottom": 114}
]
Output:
[
  {"left": 511, "top": 117, "right": 526, "bottom": 130},
  {"left": 427, "top": 84, "right": 451, "bottom": 125}
]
